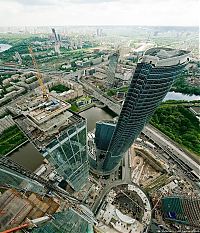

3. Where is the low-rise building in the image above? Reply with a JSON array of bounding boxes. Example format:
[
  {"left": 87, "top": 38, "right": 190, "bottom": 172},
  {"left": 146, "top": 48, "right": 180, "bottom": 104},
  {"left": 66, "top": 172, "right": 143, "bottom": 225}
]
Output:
[{"left": 0, "top": 115, "right": 15, "bottom": 134}]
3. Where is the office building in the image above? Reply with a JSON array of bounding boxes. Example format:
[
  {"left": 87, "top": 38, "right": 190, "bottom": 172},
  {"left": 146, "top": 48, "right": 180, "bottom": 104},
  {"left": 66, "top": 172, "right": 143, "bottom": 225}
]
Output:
[
  {"left": 32, "top": 209, "right": 93, "bottom": 233},
  {"left": 90, "top": 121, "right": 116, "bottom": 171},
  {"left": 107, "top": 52, "right": 119, "bottom": 84},
  {"left": 162, "top": 196, "right": 200, "bottom": 227},
  {"left": 14, "top": 96, "right": 89, "bottom": 191},
  {"left": 98, "top": 47, "right": 190, "bottom": 173},
  {"left": 95, "top": 121, "right": 116, "bottom": 151}
]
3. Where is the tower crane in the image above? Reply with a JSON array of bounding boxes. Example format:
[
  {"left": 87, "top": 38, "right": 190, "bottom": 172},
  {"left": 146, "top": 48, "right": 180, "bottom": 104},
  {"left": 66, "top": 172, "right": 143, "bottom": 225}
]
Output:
[{"left": 28, "top": 47, "right": 48, "bottom": 100}]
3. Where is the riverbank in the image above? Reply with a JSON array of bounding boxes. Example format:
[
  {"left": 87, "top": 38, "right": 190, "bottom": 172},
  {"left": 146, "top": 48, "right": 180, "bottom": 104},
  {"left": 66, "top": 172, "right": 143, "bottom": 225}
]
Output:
[
  {"left": 171, "top": 74, "right": 200, "bottom": 96},
  {"left": 70, "top": 103, "right": 95, "bottom": 113},
  {"left": 164, "top": 91, "right": 200, "bottom": 101}
]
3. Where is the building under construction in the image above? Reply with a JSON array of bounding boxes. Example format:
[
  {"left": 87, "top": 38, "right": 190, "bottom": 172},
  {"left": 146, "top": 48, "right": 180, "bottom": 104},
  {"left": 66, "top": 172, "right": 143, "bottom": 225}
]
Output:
[
  {"left": 0, "top": 187, "right": 95, "bottom": 233},
  {"left": 14, "top": 94, "right": 89, "bottom": 192},
  {"left": 0, "top": 188, "right": 60, "bottom": 231}
]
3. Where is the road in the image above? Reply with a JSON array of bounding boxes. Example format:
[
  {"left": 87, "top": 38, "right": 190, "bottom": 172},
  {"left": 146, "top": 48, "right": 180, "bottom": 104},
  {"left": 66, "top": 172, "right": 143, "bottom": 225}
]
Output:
[
  {"left": 92, "top": 151, "right": 132, "bottom": 214},
  {"left": 143, "top": 125, "right": 200, "bottom": 174}
]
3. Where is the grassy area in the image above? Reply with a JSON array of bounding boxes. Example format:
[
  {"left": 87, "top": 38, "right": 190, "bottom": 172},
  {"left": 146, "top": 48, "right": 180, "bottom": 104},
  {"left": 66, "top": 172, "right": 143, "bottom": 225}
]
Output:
[
  {"left": 107, "top": 86, "right": 129, "bottom": 97},
  {"left": 49, "top": 84, "right": 70, "bottom": 93},
  {"left": 150, "top": 105, "right": 200, "bottom": 156},
  {"left": 69, "top": 104, "right": 79, "bottom": 112},
  {"left": 0, "top": 125, "right": 27, "bottom": 156},
  {"left": 107, "top": 89, "right": 117, "bottom": 96}
]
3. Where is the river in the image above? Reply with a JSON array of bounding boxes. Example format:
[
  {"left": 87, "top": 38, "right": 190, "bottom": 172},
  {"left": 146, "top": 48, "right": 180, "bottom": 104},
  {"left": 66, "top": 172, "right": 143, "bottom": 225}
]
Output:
[
  {"left": 10, "top": 142, "right": 44, "bottom": 172},
  {"left": 0, "top": 44, "right": 12, "bottom": 52},
  {"left": 164, "top": 91, "right": 200, "bottom": 101},
  {"left": 80, "top": 106, "right": 116, "bottom": 131}
]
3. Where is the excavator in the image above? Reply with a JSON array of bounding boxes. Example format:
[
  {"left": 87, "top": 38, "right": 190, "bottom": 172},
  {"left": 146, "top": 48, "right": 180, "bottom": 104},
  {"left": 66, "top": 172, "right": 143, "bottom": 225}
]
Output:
[{"left": 28, "top": 47, "right": 48, "bottom": 101}]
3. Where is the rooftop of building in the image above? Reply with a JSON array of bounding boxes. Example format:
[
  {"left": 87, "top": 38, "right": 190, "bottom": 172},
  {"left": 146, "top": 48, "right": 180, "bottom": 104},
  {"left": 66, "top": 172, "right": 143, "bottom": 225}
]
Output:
[
  {"left": 14, "top": 95, "right": 85, "bottom": 149},
  {"left": 144, "top": 47, "right": 190, "bottom": 60},
  {"left": 96, "top": 119, "right": 117, "bottom": 125}
]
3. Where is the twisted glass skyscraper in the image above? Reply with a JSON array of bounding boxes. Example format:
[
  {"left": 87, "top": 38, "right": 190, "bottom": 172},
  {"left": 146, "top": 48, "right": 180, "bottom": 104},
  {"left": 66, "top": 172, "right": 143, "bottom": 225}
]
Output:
[
  {"left": 107, "top": 52, "right": 119, "bottom": 84},
  {"left": 101, "top": 47, "right": 190, "bottom": 173}
]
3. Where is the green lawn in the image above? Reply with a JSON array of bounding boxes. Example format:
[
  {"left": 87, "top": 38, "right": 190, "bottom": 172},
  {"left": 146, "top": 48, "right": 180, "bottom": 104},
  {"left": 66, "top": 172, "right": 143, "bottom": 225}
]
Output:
[
  {"left": 0, "top": 125, "right": 27, "bottom": 156},
  {"left": 69, "top": 104, "right": 79, "bottom": 112}
]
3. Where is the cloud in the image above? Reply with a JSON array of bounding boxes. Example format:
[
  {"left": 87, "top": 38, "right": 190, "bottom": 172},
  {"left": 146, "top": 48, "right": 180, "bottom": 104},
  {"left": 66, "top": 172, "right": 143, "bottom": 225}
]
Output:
[
  {"left": 0, "top": 0, "right": 198, "bottom": 26},
  {"left": 5, "top": 0, "right": 57, "bottom": 6},
  {"left": 72, "top": 0, "right": 119, "bottom": 3},
  {"left": 5, "top": 0, "right": 119, "bottom": 6}
]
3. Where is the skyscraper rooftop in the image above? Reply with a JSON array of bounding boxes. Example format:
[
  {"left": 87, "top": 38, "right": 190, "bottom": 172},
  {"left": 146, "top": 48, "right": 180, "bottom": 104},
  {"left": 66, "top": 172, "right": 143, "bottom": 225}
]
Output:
[{"left": 141, "top": 47, "right": 190, "bottom": 66}]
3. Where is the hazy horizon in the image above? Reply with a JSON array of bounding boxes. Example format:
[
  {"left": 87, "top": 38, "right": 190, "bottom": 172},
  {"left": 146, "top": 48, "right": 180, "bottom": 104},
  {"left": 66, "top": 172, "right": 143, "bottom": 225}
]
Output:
[{"left": 0, "top": 0, "right": 199, "bottom": 27}]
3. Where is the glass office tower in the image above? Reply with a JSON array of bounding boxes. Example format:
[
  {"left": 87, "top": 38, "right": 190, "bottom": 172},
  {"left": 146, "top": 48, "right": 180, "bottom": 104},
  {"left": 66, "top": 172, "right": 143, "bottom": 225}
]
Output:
[
  {"left": 0, "top": 166, "right": 45, "bottom": 195},
  {"left": 32, "top": 209, "right": 93, "bottom": 233},
  {"left": 95, "top": 121, "right": 116, "bottom": 151},
  {"left": 14, "top": 98, "right": 89, "bottom": 192},
  {"left": 107, "top": 52, "right": 119, "bottom": 84},
  {"left": 102, "top": 47, "right": 190, "bottom": 173},
  {"left": 43, "top": 119, "right": 89, "bottom": 191}
]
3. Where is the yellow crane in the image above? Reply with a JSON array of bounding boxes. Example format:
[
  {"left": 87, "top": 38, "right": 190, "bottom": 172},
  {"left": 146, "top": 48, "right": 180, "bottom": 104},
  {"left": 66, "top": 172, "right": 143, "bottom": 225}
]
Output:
[{"left": 28, "top": 47, "right": 48, "bottom": 100}]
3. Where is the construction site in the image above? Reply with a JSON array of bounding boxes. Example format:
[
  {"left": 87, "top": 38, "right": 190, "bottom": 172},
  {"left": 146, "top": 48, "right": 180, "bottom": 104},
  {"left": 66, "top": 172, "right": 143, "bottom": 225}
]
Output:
[{"left": 0, "top": 46, "right": 94, "bottom": 232}]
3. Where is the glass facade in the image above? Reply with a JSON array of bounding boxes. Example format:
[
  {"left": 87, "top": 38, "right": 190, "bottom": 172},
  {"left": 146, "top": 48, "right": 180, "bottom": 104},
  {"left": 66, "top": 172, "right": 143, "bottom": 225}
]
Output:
[
  {"left": 107, "top": 52, "right": 119, "bottom": 84},
  {"left": 162, "top": 196, "right": 200, "bottom": 227},
  {"left": 43, "top": 120, "right": 89, "bottom": 191},
  {"left": 31, "top": 209, "right": 92, "bottom": 233},
  {"left": 0, "top": 166, "right": 45, "bottom": 195},
  {"left": 102, "top": 58, "right": 189, "bottom": 173},
  {"left": 95, "top": 121, "right": 116, "bottom": 151}
]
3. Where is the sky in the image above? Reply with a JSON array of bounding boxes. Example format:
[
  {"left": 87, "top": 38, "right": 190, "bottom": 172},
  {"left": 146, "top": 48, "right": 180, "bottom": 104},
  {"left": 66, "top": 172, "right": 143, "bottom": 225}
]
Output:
[{"left": 0, "top": 0, "right": 199, "bottom": 27}]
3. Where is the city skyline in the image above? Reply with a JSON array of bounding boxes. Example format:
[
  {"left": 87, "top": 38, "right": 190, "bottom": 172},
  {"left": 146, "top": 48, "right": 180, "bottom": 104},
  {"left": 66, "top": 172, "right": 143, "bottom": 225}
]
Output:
[
  {"left": 0, "top": 0, "right": 199, "bottom": 27},
  {"left": 0, "top": 9, "right": 199, "bottom": 231}
]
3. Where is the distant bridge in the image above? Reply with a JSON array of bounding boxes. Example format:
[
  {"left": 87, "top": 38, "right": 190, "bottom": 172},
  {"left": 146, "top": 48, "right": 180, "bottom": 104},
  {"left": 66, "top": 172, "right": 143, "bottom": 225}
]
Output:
[{"left": 78, "top": 78, "right": 121, "bottom": 115}]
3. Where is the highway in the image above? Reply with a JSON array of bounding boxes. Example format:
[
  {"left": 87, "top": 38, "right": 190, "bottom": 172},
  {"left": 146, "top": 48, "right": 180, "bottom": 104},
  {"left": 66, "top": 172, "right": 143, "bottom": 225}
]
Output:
[{"left": 143, "top": 125, "right": 200, "bottom": 174}]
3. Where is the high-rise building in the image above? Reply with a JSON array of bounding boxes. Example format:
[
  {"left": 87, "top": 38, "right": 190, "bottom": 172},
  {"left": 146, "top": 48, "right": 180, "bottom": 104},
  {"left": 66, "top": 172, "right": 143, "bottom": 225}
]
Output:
[
  {"left": 14, "top": 96, "right": 89, "bottom": 191},
  {"left": 31, "top": 209, "right": 93, "bottom": 233},
  {"left": 106, "top": 52, "right": 119, "bottom": 84},
  {"left": 161, "top": 196, "right": 200, "bottom": 227},
  {"left": 96, "top": 47, "right": 190, "bottom": 173},
  {"left": 51, "top": 28, "right": 58, "bottom": 42},
  {"left": 90, "top": 120, "right": 116, "bottom": 171},
  {"left": 0, "top": 165, "right": 45, "bottom": 195},
  {"left": 95, "top": 121, "right": 116, "bottom": 152}
]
